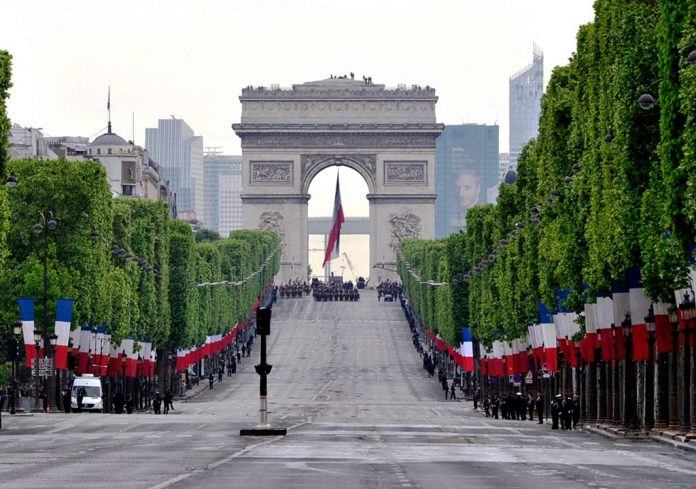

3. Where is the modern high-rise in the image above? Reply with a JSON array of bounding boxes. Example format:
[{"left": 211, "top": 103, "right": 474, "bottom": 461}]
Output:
[
  {"left": 203, "top": 151, "right": 243, "bottom": 237},
  {"left": 145, "top": 118, "right": 204, "bottom": 219},
  {"left": 435, "top": 124, "right": 499, "bottom": 237},
  {"left": 509, "top": 45, "right": 543, "bottom": 169}
]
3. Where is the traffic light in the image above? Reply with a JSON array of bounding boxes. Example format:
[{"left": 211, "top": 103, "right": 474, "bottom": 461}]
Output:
[{"left": 256, "top": 307, "right": 271, "bottom": 335}]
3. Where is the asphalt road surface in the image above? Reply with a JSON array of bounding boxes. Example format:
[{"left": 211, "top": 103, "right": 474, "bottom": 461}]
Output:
[{"left": 2, "top": 291, "right": 696, "bottom": 489}]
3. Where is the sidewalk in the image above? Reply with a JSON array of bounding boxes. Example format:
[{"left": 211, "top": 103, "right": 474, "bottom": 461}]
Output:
[{"left": 583, "top": 423, "right": 696, "bottom": 453}]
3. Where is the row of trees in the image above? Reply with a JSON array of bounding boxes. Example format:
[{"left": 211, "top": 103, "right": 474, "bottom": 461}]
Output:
[
  {"left": 399, "top": 0, "right": 696, "bottom": 347},
  {"left": 0, "top": 157, "right": 279, "bottom": 363},
  {"left": 0, "top": 50, "right": 279, "bottom": 367}
]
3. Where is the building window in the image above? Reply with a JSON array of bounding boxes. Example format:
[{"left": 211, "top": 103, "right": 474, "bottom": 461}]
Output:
[
  {"left": 89, "top": 148, "right": 92, "bottom": 155},
  {"left": 122, "top": 185, "right": 134, "bottom": 196},
  {"left": 108, "top": 148, "right": 113, "bottom": 155},
  {"left": 97, "top": 148, "right": 101, "bottom": 155}
]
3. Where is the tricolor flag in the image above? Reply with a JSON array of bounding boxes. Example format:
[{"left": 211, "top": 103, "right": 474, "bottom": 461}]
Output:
[
  {"left": 461, "top": 327, "right": 474, "bottom": 372},
  {"left": 540, "top": 302, "right": 558, "bottom": 372},
  {"left": 654, "top": 301, "right": 673, "bottom": 353},
  {"left": 18, "top": 298, "right": 38, "bottom": 368},
  {"left": 78, "top": 325, "right": 94, "bottom": 373},
  {"left": 597, "top": 296, "right": 615, "bottom": 361},
  {"left": 54, "top": 299, "right": 73, "bottom": 369},
  {"left": 94, "top": 325, "right": 111, "bottom": 376},
  {"left": 612, "top": 285, "right": 630, "bottom": 360},
  {"left": 322, "top": 173, "right": 345, "bottom": 268},
  {"left": 628, "top": 270, "right": 651, "bottom": 361}
]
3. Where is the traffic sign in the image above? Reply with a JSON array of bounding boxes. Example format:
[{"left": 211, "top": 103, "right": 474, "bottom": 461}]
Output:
[
  {"left": 31, "top": 357, "right": 53, "bottom": 377},
  {"left": 525, "top": 371, "right": 534, "bottom": 384}
]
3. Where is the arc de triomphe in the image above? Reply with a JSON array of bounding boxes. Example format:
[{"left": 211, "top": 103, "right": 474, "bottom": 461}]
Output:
[{"left": 233, "top": 78, "right": 443, "bottom": 283}]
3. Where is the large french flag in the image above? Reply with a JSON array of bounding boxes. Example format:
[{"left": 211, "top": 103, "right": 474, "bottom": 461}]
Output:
[
  {"left": 18, "top": 298, "right": 37, "bottom": 368},
  {"left": 78, "top": 326, "right": 94, "bottom": 373},
  {"left": 461, "top": 327, "right": 474, "bottom": 372},
  {"left": 54, "top": 299, "right": 73, "bottom": 369},
  {"left": 612, "top": 285, "right": 631, "bottom": 360},
  {"left": 322, "top": 174, "right": 345, "bottom": 268},
  {"left": 94, "top": 325, "right": 111, "bottom": 376},
  {"left": 540, "top": 302, "right": 558, "bottom": 372},
  {"left": 596, "top": 296, "right": 614, "bottom": 361},
  {"left": 628, "top": 269, "right": 651, "bottom": 361}
]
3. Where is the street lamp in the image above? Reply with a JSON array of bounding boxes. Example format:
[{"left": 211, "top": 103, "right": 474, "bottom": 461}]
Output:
[
  {"left": 32, "top": 211, "right": 59, "bottom": 410},
  {"left": 622, "top": 312, "right": 638, "bottom": 431},
  {"left": 10, "top": 320, "right": 22, "bottom": 414},
  {"left": 5, "top": 175, "right": 17, "bottom": 187},
  {"left": 32, "top": 328, "right": 42, "bottom": 412},
  {"left": 121, "top": 350, "right": 127, "bottom": 395},
  {"left": 645, "top": 304, "right": 656, "bottom": 430},
  {"left": 679, "top": 292, "right": 696, "bottom": 433}
]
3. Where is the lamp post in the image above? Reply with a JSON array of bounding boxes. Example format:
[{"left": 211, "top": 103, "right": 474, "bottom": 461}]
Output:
[
  {"left": 49, "top": 333, "right": 58, "bottom": 411},
  {"left": 679, "top": 292, "right": 696, "bottom": 435},
  {"left": 32, "top": 328, "right": 42, "bottom": 412},
  {"left": 669, "top": 307, "right": 680, "bottom": 428},
  {"left": 10, "top": 320, "right": 22, "bottom": 414},
  {"left": 622, "top": 312, "right": 638, "bottom": 431},
  {"left": 611, "top": 324, "right": 620, "bottom": 424},
  {"left": 33, "top": 211, "right": 59, "bottom": 410},
  {"left": 121, "top": 350, "right": 127, "bottom": 397},
  {"left": 645, "top": 305, "right": 656, "bottom": 430}
]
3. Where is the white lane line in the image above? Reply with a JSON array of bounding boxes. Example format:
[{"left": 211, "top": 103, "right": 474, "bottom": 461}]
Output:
[{"left": 147, "top": 421, "right": 309, "bottom": 489}]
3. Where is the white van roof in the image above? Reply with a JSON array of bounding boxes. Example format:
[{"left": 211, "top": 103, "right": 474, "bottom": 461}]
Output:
[{"left": 73, "top": 377, "right": 102, "bottom": 386}]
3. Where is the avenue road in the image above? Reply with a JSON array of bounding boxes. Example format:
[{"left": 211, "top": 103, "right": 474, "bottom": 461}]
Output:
[{"left": 1, "top": 291, "right": 696, "bottom": 488}]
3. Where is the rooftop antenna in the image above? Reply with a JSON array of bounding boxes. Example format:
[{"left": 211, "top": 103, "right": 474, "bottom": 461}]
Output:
[{"left": 107, "top": 86, "right": 112, "bottom": 134}]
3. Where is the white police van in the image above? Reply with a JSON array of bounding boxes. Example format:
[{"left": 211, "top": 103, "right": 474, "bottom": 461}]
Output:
[{"left": 71, "top": 374, "right": 103, "bottom": 412}]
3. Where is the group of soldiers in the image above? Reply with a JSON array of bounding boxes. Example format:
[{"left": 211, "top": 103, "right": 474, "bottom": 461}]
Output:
[
  {"left": 482, "top": 392, "right": 543, "bottom": 422},
  {"left": 376, "top": 280, "right": 402, "bottom": 301},
  {"left": 481, "top": 391, "right": 580, "bottom": 430},
  {"left": 550, "top": 393, "right": 580, "bottom": 430},
  {"left": 278, "top": 280, "right": 311, "bottom": 298},
  {"left": 312, "top": 282, "right": 360, "bottom": 301}
]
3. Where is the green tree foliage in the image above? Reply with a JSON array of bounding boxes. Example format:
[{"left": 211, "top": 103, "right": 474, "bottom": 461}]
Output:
[
  {"left": 0, "top": 158, "right": 279, "bottom": 355},
  {"left": 0, "top": 50, "right": 11, "bottom": 178},
  {"left": 399, "top": 0, "right": 696, "bottom": 349},
  {"left": 195, "top": 228, "right": 221, "bottom": 243}
]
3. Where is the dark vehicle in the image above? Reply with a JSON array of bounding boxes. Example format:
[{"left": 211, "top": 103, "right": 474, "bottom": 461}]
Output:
[{"left": 357, "top": 277, "right": 366, "bottom": 289}]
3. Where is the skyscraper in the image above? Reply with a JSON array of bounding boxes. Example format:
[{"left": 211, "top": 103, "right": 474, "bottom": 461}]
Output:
[
  {"left": 203, "top": 151, "right": 243, "bottom": 237},
  {"left": 145, "top": 118, "right": 204, "bottom": 219},
  {"left": 435, "top": 124, "right": 499, "bottom": 237},
  {"left": 509, "top": 44, "right": 543, "bottom": 169}
]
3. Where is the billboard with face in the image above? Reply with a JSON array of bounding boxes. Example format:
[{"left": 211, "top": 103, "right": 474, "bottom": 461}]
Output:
[{"left": 435, "top": 125, "right": 499, "bottom": 237}]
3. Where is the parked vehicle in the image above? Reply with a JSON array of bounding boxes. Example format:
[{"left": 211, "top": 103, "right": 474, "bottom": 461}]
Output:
[{"left": 71, "top": 375, "right": 103, "bottom": 412}]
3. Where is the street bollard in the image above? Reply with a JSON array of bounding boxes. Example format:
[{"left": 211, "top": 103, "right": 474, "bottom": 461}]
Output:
[{"left": 240, "top": 307, "right": 286, "bottom": 437}]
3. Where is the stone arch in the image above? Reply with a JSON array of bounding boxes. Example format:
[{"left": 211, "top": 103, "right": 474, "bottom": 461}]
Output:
[{"left": 300, "top": 154, "right": 376, "bottom": 195}]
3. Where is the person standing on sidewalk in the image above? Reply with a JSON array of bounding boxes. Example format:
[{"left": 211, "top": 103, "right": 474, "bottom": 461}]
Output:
[
  {"left": 209, "top": 373, "right": 214, "bottom": 390},
  {"left": 449, "top": 382, "right": 456, "bottom": 400},
  {"left": 535, "top": 392, "right": 544, "bottom": 424}
]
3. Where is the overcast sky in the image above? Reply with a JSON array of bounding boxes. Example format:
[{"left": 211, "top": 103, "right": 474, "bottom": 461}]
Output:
[{"left": 2, "top": 0, "right": 595, "bottom": 220}]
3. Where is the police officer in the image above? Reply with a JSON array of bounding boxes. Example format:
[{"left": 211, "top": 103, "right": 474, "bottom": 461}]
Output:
[
  {"left": 551, "top": 394, "right": 561, "bottom": 429},
  {"left": 535, "top": 392, "right": 544, "bottom": 424}
]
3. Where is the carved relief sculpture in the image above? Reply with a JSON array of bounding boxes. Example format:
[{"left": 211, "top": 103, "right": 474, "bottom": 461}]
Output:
[
  {"left": 384, "top": 161, "right": 427, "bottom": 185},
  {"left": 388, "top": 211, "right": 421, "bottom": 252},
  {"left": 250, "top": 161, "right": 293, "bottom": 185}
]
